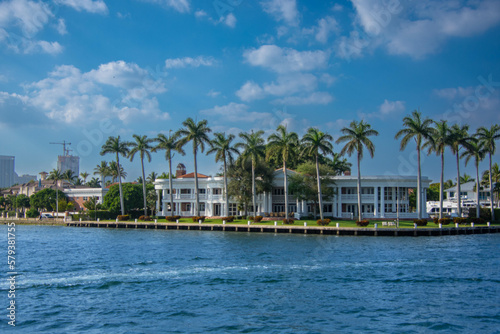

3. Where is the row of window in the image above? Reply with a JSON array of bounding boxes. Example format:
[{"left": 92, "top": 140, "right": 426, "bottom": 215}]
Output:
[{"left": 172, "top": 188, "right": 223, "bottom": 195}]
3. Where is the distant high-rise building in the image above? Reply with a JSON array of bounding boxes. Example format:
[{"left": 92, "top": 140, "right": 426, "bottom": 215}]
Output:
[
  {"left": 0, "top": 155, "right": 15, "bottom": 188},
  {"left": 15, "top": 173, "right": 37, "bottom": 184},
  {"left": 58, "top": 155, "right": 80, "bottom": 176}
]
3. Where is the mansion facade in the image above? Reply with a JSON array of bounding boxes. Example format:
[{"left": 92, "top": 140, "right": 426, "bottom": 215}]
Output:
[{"left": 154, "top": 166, "right": 431, "bottom": 219}]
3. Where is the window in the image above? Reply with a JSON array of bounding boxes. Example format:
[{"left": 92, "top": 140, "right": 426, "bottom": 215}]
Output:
[
  {"left": 229, "top": 203, "right": 238, "bottom": 216},
  {"left": 362, "top": 204, "right": 374, "bottom": 213},
  {"left": 384, "top": 187, "right": 393, "bottom": 200},
  {"left": 213, "top": 188, "right": 222, "bottom": 195},
  {"left": 180, "top": 189, "right": 191, "bottom": 194},
  {"left": 384, "top": 203, "right": 393, "bottom": 212},
  {"left": 181, "top": 203, "right": 191, "bottom": 211},
  {"left": 323, "top": 204, "right": 333, "bottom": 213},
  {"left": 273, "top": 188, "right": 285, "bottom": 195},
  {"left": 199, "top": 203, "right": 205, "bottom": 212},
  {"left": 199, "top": 189, "right": 206, "bottom": 194},
  {"left": 361, "top": 188, "right": 374, "bottom": 195}
]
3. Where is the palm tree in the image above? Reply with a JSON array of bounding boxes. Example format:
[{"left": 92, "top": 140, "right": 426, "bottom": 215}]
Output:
[
  {"left": 100, "top": 136, "right": 130, "bottom": 216},
  {"left": 153, "top": 132, "right": 185, "bottom": 217},
  {"left": 476, "top": 124, "right": 500, "bottom": 221},
  {"left": 207, "top": 132, "right": 240, "bottom": 217},
  {"left": 108, "top": 161, "right": 127, "bottom": 183},
  {"left": 80, "top": 172, "right": 89, "bottom": 183},
  {"left": 176, "top": 118, "right": 212, "bottom": 216},
  {"left": 47, "top": 169, "right": 64, "bottom": 215},
  {"left": 462, "top": 139, "right": 486, "bottom": 219},
  {"left": 423, "top": 120, "right": 452, "bottom": 218},
  {"left": 94, "top": 161, "right": 110, "bottom": 188},
  {"left": 337, "top": 120, "right": 378, "bottom": 222},
  {"left": 301, "top": 128, "right": 334, "bottom": 221},
  {"left": 87, "top": 177, "right": 101, "bottom": 188},
  {"left": 147, "top": 171, "right": 158, "bottom": 184},
  {"left": 266, "top": 125, "right": 299, "bottom": 220},
  {"left": 459, "top": 174, "right": 474, "bottom": 184},
  {"left": 62, "top": 169, "right": 77, "bottom": 184},
  {"left": 235, "top": 130, "right": 266, "bottom": 218},
  {"left": 330, "top": 153, "right": 352, "bottom": 176},
  {"left": 128, "top": 134, "right": 155, "bottom": 217},
  {"left": 395, "top": 110, "right": 433, "bottom": 219},
  {"left": 449, "top": 124, "right": 472, "bottom": 217}
]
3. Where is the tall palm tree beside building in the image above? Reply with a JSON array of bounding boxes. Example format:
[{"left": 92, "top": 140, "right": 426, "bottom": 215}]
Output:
[
  {"left": 147, "top": 172, "right": 158, "bottom": 184},
  {"left": 176, "top": 118, "right": 212, "bottom": 216},
  {"left": 266, "top": 125, "right": 299, "bottom": 221},
  {"left": 395, "top": 110, "right": 433, "bottom": 219},
  {"left": 301, "top": 128, "right": 334, "bottom": 221},
  {"left": 461, "top": 139, "right": 486, "bottom": 219},
  {"left": 476, "top": 124, "right": 500, "bottom": 221},
  {"left": 207, "top": 133, "right": 240, "bottom": 217},
  {"left": 47, "top": 169, "right": 64, "bottom": 214},
  {"left": 330, "top": 153, "right": 352, "bottom": 176},
  {"left": 128, "top": 135, "right": 155, "bottom": 217},
  {"left": 80, "top": 172, "right": 89, "bottom": 183},
  {"left": 337, "top": 120, "right": 379, "bottom": 222},
  {"left": 236, "top": 130, "right": 266, "bottom": 218},
  {"left": 100, "top": 136, "right": 130, "bottom": 216},
  {"left": 154, "top": 132, "right": 185, "bottom": 217},
  {"left": 449, "top": 124, "right": 472, "bottom": 217},
  {"left": 423, "top": 120, "right": 452, "bottom": 219},
  {"left": 94, "top": 161, "right": 110, "bottom": 187}
]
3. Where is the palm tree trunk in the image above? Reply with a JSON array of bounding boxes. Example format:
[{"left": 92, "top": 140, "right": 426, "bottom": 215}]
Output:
[
  {"left": 223, "top": 155, "right": 229, "bottom": 217},
  {"left": 316, "top": 154, "right": 324, "bottom": 221},
  {"left": 141, "top": 156, "right": 147, "bottom": 217},
  {"left": 489, "top": 153, "right": 495, "bottom": 221},
  {"left": 193, "top": 147, "right": 199, "bottom": 217},
  {"left": 284, "top": 161, "right": 288, "bottom": 221},
  {"left": 252, "top": 159, "right": 256, "bottom": 219},
  {"left": 417, "top": 146, "right": 422, "bottom": 219},
  {"left": 439, "top": 151, "right": 444, "bottom": 219},
  {"left": 357, "top": 151, "right": 362, "bottom": 222},
  {"left": 475, "top": 161, "right": 480, "bottom": 219},
  {"left": 168, "top": 154, "right": 174, "bottom": 217},
  {"left": 456, "top": 152, "right": 462, "bottom": 217},
  {"left": 117, "top": 153, "right": 125, "bottom": 216}
]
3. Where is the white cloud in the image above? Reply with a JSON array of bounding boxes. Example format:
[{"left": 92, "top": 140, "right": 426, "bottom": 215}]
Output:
[
  {"left": 195, "top": 10, "right": 207, "bottom": 18},
  {"left": 434, "top": 87, "right": 475, "bottom": 100},
  {"left": 347, "top": 0, "right": 500, "bottom": 59},
  {"left": 359, "top": 99, "right": 405, "bottom": 119},
  {"left": 142, "top": 0, "right": 190, "bottom": 13},
  {"left": 11, "top": 61, "right": 169, "bottom": 124},
  {"left": 0, "top": 74, "right": 8, "bottom": 82},
  {"left": 236, "top": 81, "right": 265, "bottom": 102},
  {"left": 55, "top": 0, "right": 108, "bottom": 14},
  {"left": 0, "top": 0, "right": 53, "bottom": 37},
  {"left": 261, "top": 0, "right": 299, "bottom": 26},
  {"left": 207, "top": 89, "right": 221, "bottom": 98},
  {"left": 273, "top": 92, "right": 333, "bottom": 105},
  {"left": 56, "top": 18, "right": 67, "bottom": 35},
  {"left": 200, "top": 102, "right": 273, "bottom": 123},
  {"left": 315, "top": 16, "right": 339, "bottom": 43},
  {"left": 195, "top": 9, "right": 236, "bottom": 28},
  {"left": 223, "top": 13, "right": 236, "bottom": 28},
  {"left": 165, "top": 56, "right": 216, "bottom": 68},
  {"left": 244, "top": 45, "right": 329, "bottom": 73}
]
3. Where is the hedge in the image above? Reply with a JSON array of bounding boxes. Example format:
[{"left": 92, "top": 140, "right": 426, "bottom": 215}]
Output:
[
  {"left": 356, "top": 220, "right": 369, "bottom": 227},
  {"left": 317, "top": 219, "right": 331, "bottom": 226}
]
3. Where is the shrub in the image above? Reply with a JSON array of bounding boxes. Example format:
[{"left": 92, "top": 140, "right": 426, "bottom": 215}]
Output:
[
  {"left": 433, "top": 217, "right": 439, "bottom": 225},
  {"left": 438, "top": 218, "right": 452, "bottom": 225},
  {"left": 139, "top": 215, "right": 153, "bottom": 221},
  {"left": 254, "top": 215, "right": 263, "bottom": 223},
  {"left": 88, "top": 210, "right": 115, "bottom": 220},
  {"left": 413, "top": 219, "right": 428, "bottom": 226},
  {"left": 221, "top": 216, "right": 234, "bottom": 222},
  {"left": 453, "top": 217, "right": 468, "bottom": 225},
  {"left": 166, "top": 215, "right": 181, "bottom": 222},
  {"left": 192, "top": 216, "right": 206, "bottom": 222},
  {"left": 283, "top": 218, "right": 295, "bottom": 224},
  {"left": 248, "top": 216, "right": 254, "bottom": 221},
  {"left": 317, "top": 219, "right": 331, "bottom": 226},
  {"left": 117, "top": 215, "right": 129, "bottom": 221},
  {"left": 26, "top": 208, "right": 40, "bottom": 218},
  {"left": 470, "top": 217, "right": 484, "bottom": 224},
  {"left": 356, "top": 220, "right": 369, "bottom": 227}
]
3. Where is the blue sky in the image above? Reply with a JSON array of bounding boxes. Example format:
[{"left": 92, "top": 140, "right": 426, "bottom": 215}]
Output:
[{"left": 1, "top": 0, "right": 499, "bottom": 183}]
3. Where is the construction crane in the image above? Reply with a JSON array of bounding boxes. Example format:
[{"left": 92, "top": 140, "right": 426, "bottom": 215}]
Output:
[{"left": 49, "top": 140, "right": 72, "bottom": 156}]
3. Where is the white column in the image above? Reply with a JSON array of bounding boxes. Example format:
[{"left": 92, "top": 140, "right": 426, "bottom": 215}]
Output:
[
  {"left": 422, "top": 187, "right": 427, "bottom": 218},
  {"left": 374, "top": 187, "right": 379, "bottom": 217},
  {"left": 156, "top": 189, "right": 161, "bottom": 214},
  {"left": 338, "top": 187, "right": 342, "bottom": 217},
  {"left": 381, "top": 186, "right": 385, "bottom": 218}
]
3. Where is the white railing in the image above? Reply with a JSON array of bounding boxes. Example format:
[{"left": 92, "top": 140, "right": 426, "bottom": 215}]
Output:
[
  {"left": 341, "top": 212, "right": 354, "bottom": 219},
  {"left": 212, "top": 195, "right": 222, "bottom": 200},
  {"left": 181, "top": 211, "right": 191, "bottom": 216},
  {"left": 180, "top": 194, "right": 192, "bottom": 199},
  {"left": 342, "top": 194, "right": 375, "bottom": 201}
]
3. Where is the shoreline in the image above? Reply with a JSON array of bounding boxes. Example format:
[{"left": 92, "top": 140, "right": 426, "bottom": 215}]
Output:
[{"left": 3, "top": 219, "right": 500, "bottom": 237}]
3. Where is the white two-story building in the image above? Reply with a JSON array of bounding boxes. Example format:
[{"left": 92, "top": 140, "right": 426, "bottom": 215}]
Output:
[{"left": 154, "top": 164, "right": 431, "bottom": 219}]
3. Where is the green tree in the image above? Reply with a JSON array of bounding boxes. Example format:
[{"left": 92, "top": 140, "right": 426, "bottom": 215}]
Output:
[
  {"left": 47, "top": 168, "right": 64, "bottom": 214},
  {"left": 395, "top": 110, "right": 433, "bottom": 219},
  {"left": 208, "top": 132, "right": 240, "bottom": 217},
  {"left": 449, "top": 124, "right": 472, "bottom": 217},
  {"left": 476, "top": 124, "right": 500, "bottom": 221},
  {"left": 301, "top": 128, "right": 334, "bottom": 221},
  {"left": 423, "top": 120, "right": 452, "bottom": 218},
  {"left": 15, "top": 194, "right": 30, "bottom": 213},
  {"left": 176, "top": 118, "right": 212, "bottom": 216},
  {"left": 462, "top": 138, "right": 486, "bottom": 218},
  {"left": 154, "top": 132, "right": 185, "bottom": 217},
  {"left": 101, "top": 136, "right": 130, "bottom": 216},
  {"left": 337, "top": 120, "right": 378, "bottom": 222},
  {"left": 459, "top": 173, "right": 474, "bottom": 183},
  {"left": 94, "top": 161, "right": 110, "bottom": 187},
  {"left": 86, "top": 177, "right": 101, "bottom": 188},
  {"left": 329, "top": 153, "right": 352, "bottom": 176},
  {"left": 426, "top": 183, "right": 440, "bottom": 202},
  {"left": 266, "top": 125, "right": 299, "bottom": 220},
  {"left": 147, "top": 171, "right": 158, "bottom": 184},
  {"left": 146, "top": 187, "right": 158, "bottom": 216},
  {"left": 108, "top": 161, "right": 127, "bottom": 183},
  {"left": 80, "top": 172, "right": 89, "bottom": 183},
  {"left": 30, "top": 188, "right": 66, "bottom": 211},
  {"left": 236, "top": 130, "right": 266, "bottom": 218},
  {"left": 83, "top": 197, "right": 99, "bottom": 211},
  {"left": 62, "top": 169, "right": 77, "bottom": 184},
  {"left": 128, "top": 134, "right": 155, "bottom": 216},
  {"left": 102, "top": 183, "right": 143, "bottom": 214}
]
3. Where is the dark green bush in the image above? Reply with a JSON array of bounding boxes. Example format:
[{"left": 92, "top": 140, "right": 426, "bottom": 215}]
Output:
[
  {"left": 438, "top": 218, "right": 452, "bottom": 225},
  {"left": 254, "top": 215, "right": 263, "bottom": 222},
  {"left": 26, "top": 208, "right": 40, "bottom": 218},
  {"left": 413, "top": 219, "right": 428, "bottom": 226},
  {"left": 283, "top": 218, "right": 295, "bottom": 224},
  {"left": 317, "top": 219, "right": 331, "bottom": 226},
  {"left": 192, "top": 216, "right": 206, "bottom": 222},
  {"left": 166, "top": 215, "right": 181, "bottom": 222},
  {"left": 139, "top": 215, "right": 152, "bottom": 221},
  {"left": 221, "top": 216, "right": 234, "bottom": 222},
  {"left": 470, "top": 217, "right": 485, "bottom": 224},
  {"left": 453, "top": 217, "right": 468, "bottom": 225},
  {"left": 356, "top": 220, "right": 369, "bottom": 227},
  {"left": 117, "top": 215, "right": 129, "bottom": 221}
]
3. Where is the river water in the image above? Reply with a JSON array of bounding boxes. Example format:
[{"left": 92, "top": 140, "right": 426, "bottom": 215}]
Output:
[{"left": 0, "top": 225, "right": 499, "bottom": 333}]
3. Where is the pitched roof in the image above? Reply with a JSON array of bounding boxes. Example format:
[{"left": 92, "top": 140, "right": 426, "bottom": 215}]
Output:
[{"left": 177, "top": 172, "right": 209, "bottom": 179}]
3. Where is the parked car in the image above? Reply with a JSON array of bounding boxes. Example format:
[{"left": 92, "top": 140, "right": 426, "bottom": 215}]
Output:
[{"left": 41, "top": 213, "right": 54, "bottom": 219}]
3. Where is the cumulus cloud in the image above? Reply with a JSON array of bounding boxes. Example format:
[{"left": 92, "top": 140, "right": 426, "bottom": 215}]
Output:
[
  {"left": 273, "top": 92, "right": 333, "bottom": 105},
  {"left": 165, "top": 56, "right": 216, "bottom": 68},
  {"left": 141, "top": 0, "right": 190, "bottom": 13},
  {"left": 1, "top": 61, "right": 169, "bottom": 125},
  {"left": 314, "top": 16, "right": 339, "bottom": 43},
  {"left": 55, "top": 0, "right": 108, "bottom": 14},
  {"left": 56, "top": 18, "right": 67, "bottom": 35},
  {"left": 236, "top": 81, "right": 265, "bottom": 102},
  {"left": 261, "top": 0, "right": 299, "bottom": 26},
  {"left": 358, "top": 99, "right": 405, "bottom": 119},
  {"left": 244, "top": 45, "right": 329, "bottom": 73},
  {"left": 200, "top": 102, "right": 273, "bottom": 123}
]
